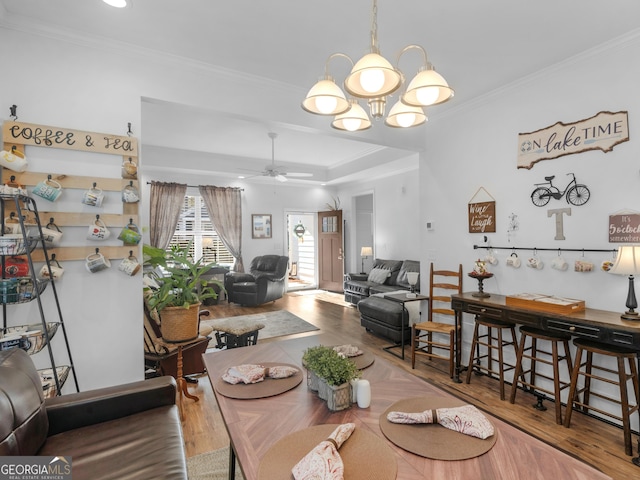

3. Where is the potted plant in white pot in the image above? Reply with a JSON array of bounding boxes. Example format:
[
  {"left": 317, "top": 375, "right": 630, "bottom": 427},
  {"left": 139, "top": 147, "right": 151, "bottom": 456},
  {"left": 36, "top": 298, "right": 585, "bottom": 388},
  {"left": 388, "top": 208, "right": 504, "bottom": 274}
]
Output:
[
  {"left": 302, "top": 345, "right": 360, "bottom": 411},
  {"left": 143, "top": 242, "right": 223, "bottom": 343}
]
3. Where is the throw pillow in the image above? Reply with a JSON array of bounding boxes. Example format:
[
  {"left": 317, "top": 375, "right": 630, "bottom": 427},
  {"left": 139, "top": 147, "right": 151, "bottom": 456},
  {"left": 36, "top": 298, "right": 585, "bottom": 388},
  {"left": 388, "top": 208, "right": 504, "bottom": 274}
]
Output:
[{"left": 368, "top": 267, "right": 391, "bottom": 284}]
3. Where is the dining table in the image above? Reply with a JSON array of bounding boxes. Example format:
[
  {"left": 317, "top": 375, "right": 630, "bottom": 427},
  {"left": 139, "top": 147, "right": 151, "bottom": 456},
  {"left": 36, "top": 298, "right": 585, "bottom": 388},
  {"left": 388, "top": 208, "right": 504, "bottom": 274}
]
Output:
[{"left": 203, "top": 331, "right": 611, "bottom": 480}]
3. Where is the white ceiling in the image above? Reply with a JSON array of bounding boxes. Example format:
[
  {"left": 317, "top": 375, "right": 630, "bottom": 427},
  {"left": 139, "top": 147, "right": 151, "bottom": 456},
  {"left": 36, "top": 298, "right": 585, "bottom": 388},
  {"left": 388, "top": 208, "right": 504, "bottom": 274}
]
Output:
[{"left": 2, "top": 0, "right": 640, "bottom": 184}]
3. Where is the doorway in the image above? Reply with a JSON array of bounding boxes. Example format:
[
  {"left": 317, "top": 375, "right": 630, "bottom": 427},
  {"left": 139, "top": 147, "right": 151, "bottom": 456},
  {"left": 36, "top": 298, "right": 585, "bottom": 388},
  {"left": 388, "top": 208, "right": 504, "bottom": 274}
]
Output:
[
  {"left": 286, "top": 212, "right": 316, "bottom": 291},
  {"left": 354, "top": 193, "right": 374, "bottom": 274}
]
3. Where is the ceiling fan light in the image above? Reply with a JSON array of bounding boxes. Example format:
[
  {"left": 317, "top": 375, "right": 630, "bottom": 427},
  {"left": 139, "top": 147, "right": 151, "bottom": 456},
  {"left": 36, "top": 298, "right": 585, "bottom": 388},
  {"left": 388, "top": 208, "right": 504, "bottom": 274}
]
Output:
[
  {"left": 402, "top": 67, "right": 454, "bottom": 107},
  {"left": 332, "top": 101, "right": 372, "bottom": 132},
  {"left": 302, "top": 77, "right": 350, "bottom": 115},
  {"left": 385, "top": 100, "right": 427, "bottom": 128},
  {"left": 344, "top": 52, "right": 402, "bottom": 98},
  {"left": 276, "top": 174, "right": 288, "bottom": 182}
]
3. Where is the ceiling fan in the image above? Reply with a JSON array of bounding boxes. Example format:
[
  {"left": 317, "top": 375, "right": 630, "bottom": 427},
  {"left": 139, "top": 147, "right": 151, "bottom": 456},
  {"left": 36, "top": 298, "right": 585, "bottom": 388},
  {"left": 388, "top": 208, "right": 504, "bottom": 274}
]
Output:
[{"left": 243, "top": 132, "right": 313, "bottom": 182}]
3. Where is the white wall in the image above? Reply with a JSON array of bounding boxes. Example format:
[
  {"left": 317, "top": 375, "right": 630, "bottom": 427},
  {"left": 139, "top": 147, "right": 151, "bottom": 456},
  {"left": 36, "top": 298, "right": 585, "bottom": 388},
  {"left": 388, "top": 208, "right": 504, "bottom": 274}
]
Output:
[
  {"left": 1, "top": 28, "right": 144, "bottom": 391},
  {"left": 338, "top": 167, "right": 421, "bottom": 274},
  {"left": 421, "top": 32, "right": 640, "bottom": 426}
]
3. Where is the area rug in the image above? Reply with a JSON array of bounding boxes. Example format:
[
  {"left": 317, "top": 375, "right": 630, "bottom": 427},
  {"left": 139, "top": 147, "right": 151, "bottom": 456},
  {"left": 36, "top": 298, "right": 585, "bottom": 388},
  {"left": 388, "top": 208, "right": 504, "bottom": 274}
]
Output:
[
  {"left": 201, "top": 310, "right": 319, "bottom": 349},
  {"left": 187, "top": 447, "right": 244, "bottom": 480}
]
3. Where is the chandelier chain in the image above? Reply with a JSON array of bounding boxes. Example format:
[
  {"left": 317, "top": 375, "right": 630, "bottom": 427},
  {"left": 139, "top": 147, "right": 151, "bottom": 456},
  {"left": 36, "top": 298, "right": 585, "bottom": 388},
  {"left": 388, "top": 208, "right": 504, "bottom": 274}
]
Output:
[{"left": 370, "top": 0, "right": 378, "bottom": 51}]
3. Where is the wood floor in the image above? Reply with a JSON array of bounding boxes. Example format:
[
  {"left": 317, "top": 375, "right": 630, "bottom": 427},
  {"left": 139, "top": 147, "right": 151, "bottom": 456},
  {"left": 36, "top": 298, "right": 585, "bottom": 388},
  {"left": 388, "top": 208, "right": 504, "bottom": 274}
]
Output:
[{"left": 181, "top": 292, "right": 640, "bottom": 480}]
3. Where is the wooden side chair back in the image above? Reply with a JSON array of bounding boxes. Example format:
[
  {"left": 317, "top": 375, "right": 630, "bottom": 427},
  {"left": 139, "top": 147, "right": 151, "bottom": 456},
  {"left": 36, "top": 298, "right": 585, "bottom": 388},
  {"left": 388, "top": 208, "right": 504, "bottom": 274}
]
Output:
[{"left": 411, "top": 263, "right": 463, "bottom": 377}]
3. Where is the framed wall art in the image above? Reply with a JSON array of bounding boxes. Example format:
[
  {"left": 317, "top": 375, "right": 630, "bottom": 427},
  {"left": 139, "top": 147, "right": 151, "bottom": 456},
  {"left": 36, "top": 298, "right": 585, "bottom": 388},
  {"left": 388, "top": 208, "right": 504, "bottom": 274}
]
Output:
[{"left": 252, "top": 214, "right": 272, "bottom": 239}]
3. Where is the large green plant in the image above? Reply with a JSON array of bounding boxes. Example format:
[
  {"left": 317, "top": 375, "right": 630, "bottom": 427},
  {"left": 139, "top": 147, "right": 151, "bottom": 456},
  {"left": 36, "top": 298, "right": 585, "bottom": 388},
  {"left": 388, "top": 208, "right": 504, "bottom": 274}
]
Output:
[
  {"left": 302, "top": 345, "right": 360, "bottom": 386},
  {"left": 143, "top": 243, "right": 223, "bottom": 312}
]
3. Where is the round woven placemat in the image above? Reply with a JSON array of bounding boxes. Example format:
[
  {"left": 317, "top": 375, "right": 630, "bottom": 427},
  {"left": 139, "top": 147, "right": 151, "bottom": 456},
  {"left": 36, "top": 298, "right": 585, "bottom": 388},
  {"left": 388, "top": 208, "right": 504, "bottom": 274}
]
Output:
[
  {"left": 348, "top": 349, "right": 375, "bottom": 370},
  {"left": 379, "top": 396, "right": 497, "bottom": 461},
  {"left": 213, "top": 362, "right": 302, "bottom": 399},
  {"left": 257, "top": 424, "right": 397, "bottom": 480}
]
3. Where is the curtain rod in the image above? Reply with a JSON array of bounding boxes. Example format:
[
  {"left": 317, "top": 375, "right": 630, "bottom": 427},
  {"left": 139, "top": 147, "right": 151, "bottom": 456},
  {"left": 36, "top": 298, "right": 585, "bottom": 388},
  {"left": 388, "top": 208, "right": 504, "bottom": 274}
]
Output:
[
  {"left": 474, "top": 245, "right": 617, "bottom": 254},
  {"left": 146, "top": 181, "right": 243, "bottom": 191}
]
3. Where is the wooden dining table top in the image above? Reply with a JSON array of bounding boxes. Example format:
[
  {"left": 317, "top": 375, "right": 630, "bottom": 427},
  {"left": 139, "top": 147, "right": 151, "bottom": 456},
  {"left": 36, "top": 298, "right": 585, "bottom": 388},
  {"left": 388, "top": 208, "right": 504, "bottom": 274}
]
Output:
[{"left": 203, "top": 332, "right": 611, "bottom": 480}]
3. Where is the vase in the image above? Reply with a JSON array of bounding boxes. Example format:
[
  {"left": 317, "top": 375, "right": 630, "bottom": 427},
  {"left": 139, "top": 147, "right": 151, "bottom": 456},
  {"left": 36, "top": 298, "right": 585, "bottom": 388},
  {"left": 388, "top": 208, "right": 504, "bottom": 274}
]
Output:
[
  {"left": 325, "top": 382, "right": 352, "bottom": 412},
  {"left": 159, "top": 303, "right": 201, "bottom": 343}
]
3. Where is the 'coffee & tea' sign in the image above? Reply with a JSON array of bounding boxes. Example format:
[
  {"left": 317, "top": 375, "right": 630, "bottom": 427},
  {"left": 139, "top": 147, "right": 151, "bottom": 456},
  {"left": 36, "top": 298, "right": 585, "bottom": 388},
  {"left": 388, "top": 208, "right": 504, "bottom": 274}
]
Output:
[{"left": 517, "top": 111, "right": 628, "bottom": 169}]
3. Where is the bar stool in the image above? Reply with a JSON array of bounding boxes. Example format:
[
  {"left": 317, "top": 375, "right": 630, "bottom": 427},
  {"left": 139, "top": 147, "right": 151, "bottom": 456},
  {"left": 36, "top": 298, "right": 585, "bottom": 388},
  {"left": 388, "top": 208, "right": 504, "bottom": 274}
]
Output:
[
  {"left": 563, "top": 338, "right": 639, "bottom": 456},
  {"left": 465, "top": 316, "right": 519, "bottom": 400},
  {"left": 509, "top": 326, "right": 573, "bottom": 425}
]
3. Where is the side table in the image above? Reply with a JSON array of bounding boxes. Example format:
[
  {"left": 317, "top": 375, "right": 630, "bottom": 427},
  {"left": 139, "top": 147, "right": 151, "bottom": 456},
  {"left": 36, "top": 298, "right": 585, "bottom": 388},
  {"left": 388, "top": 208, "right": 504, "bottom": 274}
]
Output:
[
  {"left": 382, "top": 292, "right": 428, "bottom": 359},
  {"left": 160, "top": 336, "right": 205, "bottom": 421}
]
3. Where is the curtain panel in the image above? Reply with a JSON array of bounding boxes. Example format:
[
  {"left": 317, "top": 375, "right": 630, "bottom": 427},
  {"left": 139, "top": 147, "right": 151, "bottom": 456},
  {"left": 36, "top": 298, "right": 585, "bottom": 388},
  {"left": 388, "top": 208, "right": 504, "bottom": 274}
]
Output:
[{"left": 149, "top": 181, "right": 187, "bottom": 249}]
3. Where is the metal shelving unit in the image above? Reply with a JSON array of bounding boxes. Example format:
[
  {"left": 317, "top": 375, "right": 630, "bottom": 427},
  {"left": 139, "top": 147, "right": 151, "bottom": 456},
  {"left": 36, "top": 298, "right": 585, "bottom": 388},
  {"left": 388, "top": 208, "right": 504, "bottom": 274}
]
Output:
[{"left": 0, "top": 193, "right": 78, "bottom": 395}]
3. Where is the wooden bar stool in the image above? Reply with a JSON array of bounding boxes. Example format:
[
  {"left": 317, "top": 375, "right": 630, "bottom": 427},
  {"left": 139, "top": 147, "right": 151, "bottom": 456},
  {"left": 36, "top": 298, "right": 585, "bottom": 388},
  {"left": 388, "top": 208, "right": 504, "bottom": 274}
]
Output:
[
  {"left": 465, "top": 316, "right": 519, "bottom": 400},
  {"left": 563, "top": 338, "right": 639, "bottom": 456},
  {"left": 509, "top": 326, "right": 573, "bottom": 425}
]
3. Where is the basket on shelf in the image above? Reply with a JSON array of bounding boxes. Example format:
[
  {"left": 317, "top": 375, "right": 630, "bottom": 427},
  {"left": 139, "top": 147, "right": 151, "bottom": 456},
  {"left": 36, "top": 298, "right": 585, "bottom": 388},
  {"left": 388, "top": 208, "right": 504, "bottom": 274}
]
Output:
[
  {"left": 0, "top": 234, "right": 38, "bottom": 255},
  {"left": 0, "top": 277, "right": 48, "bottom": 303},
  {"left": 2, "top": 322, "right": 59, "bottom": 355},
  {"left": 39, "top": 366, "right": 70, "bottom": 398}
]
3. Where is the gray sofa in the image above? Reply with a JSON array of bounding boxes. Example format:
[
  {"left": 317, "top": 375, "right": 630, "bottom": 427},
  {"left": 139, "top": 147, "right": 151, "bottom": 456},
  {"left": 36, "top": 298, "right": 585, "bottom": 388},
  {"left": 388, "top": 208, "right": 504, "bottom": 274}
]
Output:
[
  {"left": 343, "top": 258, "right": 420, "bottom": 305},
  {"left": 345, "top": 259, "right": 420, "bottom": 344}
]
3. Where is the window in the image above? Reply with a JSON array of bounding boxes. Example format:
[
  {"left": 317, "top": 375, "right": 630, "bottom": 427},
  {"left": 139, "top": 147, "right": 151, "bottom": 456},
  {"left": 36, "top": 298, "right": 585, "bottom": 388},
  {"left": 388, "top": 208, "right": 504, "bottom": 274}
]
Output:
[{"left": 168, "top": 195, "right": 234, "bottom": 266}]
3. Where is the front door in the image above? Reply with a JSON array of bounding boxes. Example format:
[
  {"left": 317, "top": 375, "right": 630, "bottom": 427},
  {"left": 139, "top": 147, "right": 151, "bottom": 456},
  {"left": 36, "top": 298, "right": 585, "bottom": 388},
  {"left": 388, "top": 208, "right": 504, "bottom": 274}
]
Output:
[{"left": 317, "top": 210, "right": 344, "bottom": 292}]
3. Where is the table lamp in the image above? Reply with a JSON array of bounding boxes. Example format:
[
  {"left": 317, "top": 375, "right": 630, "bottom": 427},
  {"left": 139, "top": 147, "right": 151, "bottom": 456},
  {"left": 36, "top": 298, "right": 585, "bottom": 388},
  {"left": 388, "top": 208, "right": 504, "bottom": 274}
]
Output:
[
  {"left": 360, "top": 246, "right": 373, "bottom": 274},
  {"left": 609, "top": 245, "right": 640, "bottom": 320},
  {"left": 406, "top": 271, "right": 419, "bottom": 298}
]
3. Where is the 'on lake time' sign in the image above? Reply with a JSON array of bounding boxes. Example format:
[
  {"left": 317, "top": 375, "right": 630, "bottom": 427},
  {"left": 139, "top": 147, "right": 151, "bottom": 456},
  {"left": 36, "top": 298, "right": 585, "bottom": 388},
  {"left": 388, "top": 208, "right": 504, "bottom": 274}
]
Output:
[{"left": 517, "top": 111, "right": 628, "bottom": 169}]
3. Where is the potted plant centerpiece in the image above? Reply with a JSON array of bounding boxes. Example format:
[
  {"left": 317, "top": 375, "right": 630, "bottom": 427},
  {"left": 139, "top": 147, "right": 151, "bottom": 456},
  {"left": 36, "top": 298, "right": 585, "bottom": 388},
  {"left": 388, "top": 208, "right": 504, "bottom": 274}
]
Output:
[
  {"left": 143, "top": 242, "right": 223, "bottom": 343},
  {"left": 302, "top": 345, "right": 360, "bottom": 411}
]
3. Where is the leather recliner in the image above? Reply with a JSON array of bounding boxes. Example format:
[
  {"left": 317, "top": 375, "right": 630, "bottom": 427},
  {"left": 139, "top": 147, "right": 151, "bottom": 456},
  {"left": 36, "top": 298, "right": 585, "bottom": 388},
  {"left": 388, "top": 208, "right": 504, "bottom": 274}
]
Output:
[
  {"left": 225, "top": 255, "right": 289, "bottom": 306},
  {"left": 0, "top": 348, "right": 187, "bottom": 479}
]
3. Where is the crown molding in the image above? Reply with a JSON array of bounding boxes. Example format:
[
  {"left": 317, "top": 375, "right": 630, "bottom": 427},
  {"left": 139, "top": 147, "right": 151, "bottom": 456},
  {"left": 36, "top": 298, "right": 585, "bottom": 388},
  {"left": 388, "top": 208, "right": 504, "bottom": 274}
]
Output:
[
  {"left": 438, "top": 27, "right": 640, "bottom": 120},
  {"left": 0, "top": 10, "right": 303, "bottom": 95}
]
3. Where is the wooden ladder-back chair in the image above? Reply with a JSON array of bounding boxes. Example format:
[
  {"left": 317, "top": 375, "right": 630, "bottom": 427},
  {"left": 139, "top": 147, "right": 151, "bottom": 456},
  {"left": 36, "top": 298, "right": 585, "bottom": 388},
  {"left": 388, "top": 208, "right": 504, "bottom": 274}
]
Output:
[{"left": 411, "top": 263, "right": 463, "bottom": 378}]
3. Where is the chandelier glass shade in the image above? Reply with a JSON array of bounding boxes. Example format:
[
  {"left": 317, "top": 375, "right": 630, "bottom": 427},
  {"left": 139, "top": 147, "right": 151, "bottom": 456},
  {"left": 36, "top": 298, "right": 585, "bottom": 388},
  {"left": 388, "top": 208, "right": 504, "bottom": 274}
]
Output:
[
  {"left": 332, "top": 100, "right": 372, "bottom": 132},
  {"left": 385, "top": 99, "right": 427, "bottom": 128},
  {"left": 302, "top": 0, "right": 452, "bottom": 131}
]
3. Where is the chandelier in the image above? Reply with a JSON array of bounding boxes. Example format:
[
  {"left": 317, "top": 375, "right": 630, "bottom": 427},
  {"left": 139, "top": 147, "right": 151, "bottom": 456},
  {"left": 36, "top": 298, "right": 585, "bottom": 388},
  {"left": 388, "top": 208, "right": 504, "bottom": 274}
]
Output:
[{"left": 302, "top": 0, "right": 453, "bottom": 132}]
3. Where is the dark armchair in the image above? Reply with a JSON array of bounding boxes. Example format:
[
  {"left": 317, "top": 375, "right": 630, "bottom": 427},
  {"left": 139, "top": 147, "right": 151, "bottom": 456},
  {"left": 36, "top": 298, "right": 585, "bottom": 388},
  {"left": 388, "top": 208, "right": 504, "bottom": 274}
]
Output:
[{"left": 225, "top": 255, "right": 289, "bottom": 306}]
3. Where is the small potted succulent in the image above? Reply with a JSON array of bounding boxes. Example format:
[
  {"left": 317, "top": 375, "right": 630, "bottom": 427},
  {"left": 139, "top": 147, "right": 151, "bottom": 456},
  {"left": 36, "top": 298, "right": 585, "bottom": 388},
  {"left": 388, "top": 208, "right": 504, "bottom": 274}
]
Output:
[{"left": 302, "top": 345, "right": 360, "bottom": 411}]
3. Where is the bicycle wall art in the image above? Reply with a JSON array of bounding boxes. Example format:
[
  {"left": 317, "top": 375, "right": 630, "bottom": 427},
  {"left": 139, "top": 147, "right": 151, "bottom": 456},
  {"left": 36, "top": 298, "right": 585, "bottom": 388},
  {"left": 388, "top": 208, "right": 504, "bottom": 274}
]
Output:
[{"left": 530, "top": 173, "right": 590, "bottom": 207}]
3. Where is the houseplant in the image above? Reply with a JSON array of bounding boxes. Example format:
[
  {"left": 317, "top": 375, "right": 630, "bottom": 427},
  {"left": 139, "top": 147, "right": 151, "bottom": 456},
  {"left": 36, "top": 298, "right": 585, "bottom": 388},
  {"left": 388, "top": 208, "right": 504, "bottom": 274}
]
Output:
[
  {"left": 143, "top": 242, "right": 223, "bottom": 343},
  {"left": 302, "top": 345, "right": 360, "bottom": 411}
]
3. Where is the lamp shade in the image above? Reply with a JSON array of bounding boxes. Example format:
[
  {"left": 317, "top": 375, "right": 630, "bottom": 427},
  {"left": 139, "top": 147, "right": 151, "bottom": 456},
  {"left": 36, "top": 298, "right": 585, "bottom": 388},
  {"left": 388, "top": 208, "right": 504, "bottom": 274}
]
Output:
[
  {"left": 344, "top": 52, "right": 402, "bottom": 98},
  {"left": 332, "top": 101, "right": 372, "bottom": 132},
  {"left": 361, "top": 246, "right": 373, "bottom": 257},
  {"left": 385, "top": 100, "right": 427, "bottom": 128},
  {"left": 302, "top": 77, "right": 351, "bottom": 115},
  {"left": 402, "top": 67, "right": 454, "bottom": 107},
  {"left": 609, "top": 245, "right": 640, "bottom": 275},
  {"left": 406, "top": 272, "right": 419, "bottom": 285}
]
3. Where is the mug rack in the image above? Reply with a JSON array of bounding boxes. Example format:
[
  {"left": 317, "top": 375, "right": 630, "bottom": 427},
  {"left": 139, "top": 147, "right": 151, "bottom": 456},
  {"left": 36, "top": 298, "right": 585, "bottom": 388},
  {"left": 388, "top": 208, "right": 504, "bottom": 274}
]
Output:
[{"left": 474, "top": 245, "right": 618, "bottom": 254}]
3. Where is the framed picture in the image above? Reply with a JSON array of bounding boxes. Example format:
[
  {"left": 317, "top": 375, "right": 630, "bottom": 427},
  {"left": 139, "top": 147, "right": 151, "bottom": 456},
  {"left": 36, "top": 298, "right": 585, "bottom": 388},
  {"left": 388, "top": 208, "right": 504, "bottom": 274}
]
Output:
[{"left": 252, "top": 214, "right": 272, "bottom": 239}]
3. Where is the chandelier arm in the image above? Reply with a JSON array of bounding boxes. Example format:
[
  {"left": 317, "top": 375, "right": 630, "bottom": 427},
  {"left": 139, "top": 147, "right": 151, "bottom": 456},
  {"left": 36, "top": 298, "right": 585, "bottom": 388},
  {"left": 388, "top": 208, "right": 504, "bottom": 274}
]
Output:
[
  {"left": 324, "top": 53, "right": 354, "bottom": 76},
  {"left": 396, "top": 44, "right": 429, "bottom": 71}
]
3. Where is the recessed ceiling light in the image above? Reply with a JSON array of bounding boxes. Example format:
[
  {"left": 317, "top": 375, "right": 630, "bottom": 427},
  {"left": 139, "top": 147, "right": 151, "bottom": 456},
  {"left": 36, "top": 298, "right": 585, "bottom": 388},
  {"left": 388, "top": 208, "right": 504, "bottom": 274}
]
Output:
[{"left": 102, "top": 0, "right": 128, "bottom": 8}]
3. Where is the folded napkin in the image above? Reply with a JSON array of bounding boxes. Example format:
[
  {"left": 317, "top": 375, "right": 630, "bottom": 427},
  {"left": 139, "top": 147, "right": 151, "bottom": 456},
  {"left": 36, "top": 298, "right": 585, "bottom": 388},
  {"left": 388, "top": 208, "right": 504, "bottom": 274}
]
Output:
[
  {"left": 292, "top": 423, "right": 355, "bottom": 480},
  {"left": 332, "top": 344, "right": 363, "bottom": 357},
  {"left": 386, "top": 404, "right": 494, "bottom": 439},
  {"left": 222, "top": 364, "right": 298, "bottom": 384}
]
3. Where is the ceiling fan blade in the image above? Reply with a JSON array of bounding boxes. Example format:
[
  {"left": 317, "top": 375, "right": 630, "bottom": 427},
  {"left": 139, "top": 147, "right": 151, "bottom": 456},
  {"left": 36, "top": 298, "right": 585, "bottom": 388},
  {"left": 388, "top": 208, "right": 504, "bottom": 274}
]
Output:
[{"left": 284, "top": 172, "right": 313, "bottom": 177}]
